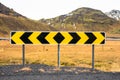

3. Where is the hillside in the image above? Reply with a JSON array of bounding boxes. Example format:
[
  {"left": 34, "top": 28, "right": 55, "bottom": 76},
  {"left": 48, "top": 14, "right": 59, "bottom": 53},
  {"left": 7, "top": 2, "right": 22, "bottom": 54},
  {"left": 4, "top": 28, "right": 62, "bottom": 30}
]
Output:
[
  {"left": 0, "top": 2, "right": 120, "bottom": 37},
  {"left": 40, "top": 7, "right": 119, "bottom": 33},
  {"left": 105, "top": 10, "right": 120, "bottom": 21},
  {"left": 0, "top": 3, "right": 56, "bottom": 37},
  {"left": 0, "top": 3, "right": 25, "bottom": 18},
  {"left": 0, "top": 14, "right": 56, "bottom": 36}
]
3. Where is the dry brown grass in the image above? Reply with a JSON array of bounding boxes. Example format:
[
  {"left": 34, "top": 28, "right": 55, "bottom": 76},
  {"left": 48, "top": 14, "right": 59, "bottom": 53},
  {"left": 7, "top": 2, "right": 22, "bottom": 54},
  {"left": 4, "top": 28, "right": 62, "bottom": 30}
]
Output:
[{"left": 0, "top": 40, "right": 120, "bottom": 72}]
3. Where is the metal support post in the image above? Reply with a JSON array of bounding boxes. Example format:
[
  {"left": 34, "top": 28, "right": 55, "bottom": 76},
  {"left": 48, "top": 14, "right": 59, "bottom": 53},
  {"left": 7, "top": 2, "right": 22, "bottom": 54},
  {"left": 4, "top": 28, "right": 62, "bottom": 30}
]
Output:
[
  {"left": 22, "top": 44, "right": 25, "bottom": 66},
  {"left": 58, "top": 44, "right": 60, "bottom": 68},
  {"left": 92, "top": 45, "right": 95, "bottom": 71}
]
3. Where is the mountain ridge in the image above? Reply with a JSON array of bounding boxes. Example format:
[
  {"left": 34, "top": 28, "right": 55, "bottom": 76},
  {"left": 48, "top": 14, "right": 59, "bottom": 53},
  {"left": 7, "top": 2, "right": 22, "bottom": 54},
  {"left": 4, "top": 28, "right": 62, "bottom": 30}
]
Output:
[
  {"left": 40, "top": 7, "right": 118, "bottom": 32},
  {"left": 0, "top": 2, "right": 120, "bottom": 37},
  {"left": 0, "top": 2, "right": 25, "bottom": 18},
  {"left": 105, "top": 10, "right": 120, "bottom": 20},
  {"left": 0, "top": 3, "right": 56, "bottom": 37}
]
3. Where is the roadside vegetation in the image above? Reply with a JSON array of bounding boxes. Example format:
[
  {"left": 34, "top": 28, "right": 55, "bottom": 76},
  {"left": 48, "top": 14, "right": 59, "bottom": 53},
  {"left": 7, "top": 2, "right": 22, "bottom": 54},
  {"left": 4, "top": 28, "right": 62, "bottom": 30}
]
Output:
[{"left": 0, "top": 40, "right": 120, "bottom": 72}]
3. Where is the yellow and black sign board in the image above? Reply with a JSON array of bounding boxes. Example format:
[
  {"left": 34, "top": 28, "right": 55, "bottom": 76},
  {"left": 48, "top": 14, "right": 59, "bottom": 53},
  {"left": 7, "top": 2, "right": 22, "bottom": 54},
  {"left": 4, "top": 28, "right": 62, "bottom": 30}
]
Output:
[{"left": 11, "top": 31, "right": 105, "bottom": 45}]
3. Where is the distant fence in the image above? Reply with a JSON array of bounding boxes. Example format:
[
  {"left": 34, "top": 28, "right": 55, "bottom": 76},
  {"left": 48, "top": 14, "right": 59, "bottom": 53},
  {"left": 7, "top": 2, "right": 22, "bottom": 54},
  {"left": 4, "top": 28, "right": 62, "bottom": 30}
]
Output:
[
  {"left": 1, "top": 37, "right": 120, "bottom": 41},
  {"left": 0, "top": 37, "right": 9, "bottom": 40},
  {"left": 106, "top": 37, "right": 120, "bottom": 41}
]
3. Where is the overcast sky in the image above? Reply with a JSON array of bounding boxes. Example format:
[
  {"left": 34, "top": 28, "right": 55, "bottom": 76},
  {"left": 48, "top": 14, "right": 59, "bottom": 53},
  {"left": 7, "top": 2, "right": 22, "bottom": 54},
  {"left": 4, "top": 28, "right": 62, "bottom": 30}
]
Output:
[{"left": 0, "top": 0, "right": 120, "bottom": 20}]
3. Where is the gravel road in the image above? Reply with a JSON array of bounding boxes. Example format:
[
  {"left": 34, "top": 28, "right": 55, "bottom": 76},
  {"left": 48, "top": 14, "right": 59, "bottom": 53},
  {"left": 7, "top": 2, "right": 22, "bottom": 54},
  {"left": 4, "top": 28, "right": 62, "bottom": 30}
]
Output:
[{"left": 0, "top": 64, "right": 120, "bottom": 80}]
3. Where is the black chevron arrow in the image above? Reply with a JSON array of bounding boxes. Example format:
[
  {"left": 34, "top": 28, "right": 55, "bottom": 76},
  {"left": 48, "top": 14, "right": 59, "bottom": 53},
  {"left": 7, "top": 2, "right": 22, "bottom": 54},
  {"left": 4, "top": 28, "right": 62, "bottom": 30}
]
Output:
[
  {"left": 100, "top": 32, "right": 105, "bottom": 44},
  {"left": 11, "top": 32, "right": 16, "bottom": 36},
  {"left": 11, "top": 32, "right": 16, "bottom": 44},
  {"left": 20, "top": 32, "right": 33, "bottom": 44},
  {"left": 69, "top": 32, "right": 81, "bottom": 44},
  {"left": 37, "top": 32, "right": 49, "bottom": 44},
  {"left": 85, "top": 33, "right": 96, "bottom": 44}
]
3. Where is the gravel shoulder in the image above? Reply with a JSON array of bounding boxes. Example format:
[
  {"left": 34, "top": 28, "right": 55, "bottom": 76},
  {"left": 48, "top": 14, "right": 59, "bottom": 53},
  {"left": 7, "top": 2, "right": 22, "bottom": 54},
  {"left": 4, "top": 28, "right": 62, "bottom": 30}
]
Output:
[{"left": 0, "top": 64, "right": 120, "bottom": 80}]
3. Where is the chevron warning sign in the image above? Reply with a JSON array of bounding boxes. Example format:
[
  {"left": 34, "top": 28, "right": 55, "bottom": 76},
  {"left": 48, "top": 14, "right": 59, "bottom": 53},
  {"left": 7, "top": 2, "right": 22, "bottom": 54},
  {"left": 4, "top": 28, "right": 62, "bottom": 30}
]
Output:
[{"left": 10, "top": 31, "right": 105, "bottom": 45}]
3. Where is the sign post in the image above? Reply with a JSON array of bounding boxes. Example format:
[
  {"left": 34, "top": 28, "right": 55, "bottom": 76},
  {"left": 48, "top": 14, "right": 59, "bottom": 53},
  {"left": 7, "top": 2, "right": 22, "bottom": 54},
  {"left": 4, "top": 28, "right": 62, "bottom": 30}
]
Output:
[
  {"left": 10, "top": 31, "right": 105, "bottom": 45},
  {"left": 10, "top": 31, "right": 105, "bottom": 69},
  {"left": 58, "top": 44, "right": 60, "bottom": 68},
  {"left": 22, "top": 44, "right": 25, "bottom": 66},
  {"left": 92, "top": 45, "right": 95, "bottom": 71}
]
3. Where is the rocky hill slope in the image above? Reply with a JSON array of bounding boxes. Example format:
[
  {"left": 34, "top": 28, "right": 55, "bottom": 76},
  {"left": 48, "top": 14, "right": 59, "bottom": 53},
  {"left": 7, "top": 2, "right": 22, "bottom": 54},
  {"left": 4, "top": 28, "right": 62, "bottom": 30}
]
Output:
[
  {"left": 0, "top": 2, "right": 120, "bottom": 37},
  {"left": 40, "top": 7, "right": 119, "bottom": 33},
  {"left": 105, "top": 10, "right": 120, "bottom": 20},
  {"left": 0, "top": 3, "right": 56, "bottom": 37}
]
